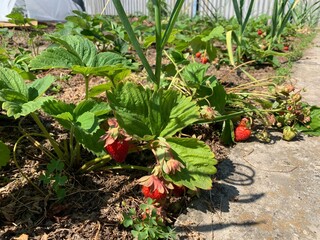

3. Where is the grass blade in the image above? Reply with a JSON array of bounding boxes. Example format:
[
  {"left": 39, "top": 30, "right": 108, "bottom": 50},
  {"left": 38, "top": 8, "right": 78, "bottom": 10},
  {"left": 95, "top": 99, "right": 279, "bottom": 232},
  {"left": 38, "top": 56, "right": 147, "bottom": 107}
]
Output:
[{"left": 112, "top": 0, "right": 156, "bottom": 84}]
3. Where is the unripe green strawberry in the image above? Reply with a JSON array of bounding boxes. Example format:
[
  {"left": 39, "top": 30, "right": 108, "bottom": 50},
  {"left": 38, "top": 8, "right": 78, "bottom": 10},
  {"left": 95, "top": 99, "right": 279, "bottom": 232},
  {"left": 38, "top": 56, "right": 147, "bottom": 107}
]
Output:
[
  {"left": 105, "top": 139, "right": 129, "bottom": 163},
  {"left": 283, "top": 126, "right": 297, "bottom": 141}
]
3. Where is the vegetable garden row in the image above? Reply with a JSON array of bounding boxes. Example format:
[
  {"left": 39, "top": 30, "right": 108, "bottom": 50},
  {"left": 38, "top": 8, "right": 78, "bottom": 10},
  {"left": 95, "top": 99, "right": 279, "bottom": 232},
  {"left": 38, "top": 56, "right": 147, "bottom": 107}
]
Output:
[{"left": 1, "top": 0, "right": 320, "bottom": 239}]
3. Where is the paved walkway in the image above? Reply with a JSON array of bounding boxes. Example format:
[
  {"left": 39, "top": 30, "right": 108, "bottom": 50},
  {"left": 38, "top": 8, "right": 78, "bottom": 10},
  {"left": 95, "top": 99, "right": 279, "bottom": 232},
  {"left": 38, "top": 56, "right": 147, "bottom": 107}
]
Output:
[{"left": 175, "top": 34, "right": 320, "bottom": 239}]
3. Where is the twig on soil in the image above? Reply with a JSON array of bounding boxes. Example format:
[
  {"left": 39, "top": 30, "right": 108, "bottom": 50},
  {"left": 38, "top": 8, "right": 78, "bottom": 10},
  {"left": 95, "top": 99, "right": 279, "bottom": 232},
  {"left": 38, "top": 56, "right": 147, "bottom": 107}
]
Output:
[{"left": 94, "top": 221, "right": 101, "bottom": 240}]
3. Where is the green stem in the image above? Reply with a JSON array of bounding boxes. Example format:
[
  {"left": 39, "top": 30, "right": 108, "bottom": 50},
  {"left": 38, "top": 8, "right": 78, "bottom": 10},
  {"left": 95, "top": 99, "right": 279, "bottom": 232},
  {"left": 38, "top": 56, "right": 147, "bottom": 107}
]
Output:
[
  {"left": 153, "top": 0, "right": 162, "bottom": 90},
  {"left": 30, "top": 113, "right": 64, "bottom": 160},
  {"left": 112, "top": 0, "right": 156, "bottom": 84},
  {"left": 78, "top": 154, "right": 112, "bottom": 173},
  {"left": 13, "top": 134, "right": 47, "bottom": 196},
  {"left": 196, "top": 108, "right": 285, "bottom": 124},
  {"left": 18, "top": 118, "right": 56, "bottom": 159},
  {"left": 101, "top": 164, "right": 152, "bottom": 172},
  {"left": 84, "top": 75, "right": 89, "bottom": 100},
  {"left": 69, "top": 125, "right": 75, "bottom": 168},
  {"left": 161, "top": 0, "right": 185, "bottom": 49},
  {"left": 232, "top": 92, "right": 277, "bottom": 99}
]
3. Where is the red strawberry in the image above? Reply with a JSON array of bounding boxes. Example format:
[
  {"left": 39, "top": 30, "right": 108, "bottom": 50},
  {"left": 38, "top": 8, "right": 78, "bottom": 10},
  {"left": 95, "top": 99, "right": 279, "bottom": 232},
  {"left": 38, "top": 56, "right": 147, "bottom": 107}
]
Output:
[
  {"left": 195, "top": 52, "right": 202, "bottom": 58},
  {"left": 234, "top": 118, "right": 251, "bottom": 142},
  {"left": 201, "top": 57, "right": 209, "bottom": 64},
  {"left": 141, "top": 186, "right": 167, "bottom": 200},
  {"left": 283, "top": 46, "right": 289, "bottom": 51},
  {"left": 105, "top": 139, "right": 129, "bottom": 163},
  {"left": 257, "top": 29, "right": 263, "bottom": 35}
]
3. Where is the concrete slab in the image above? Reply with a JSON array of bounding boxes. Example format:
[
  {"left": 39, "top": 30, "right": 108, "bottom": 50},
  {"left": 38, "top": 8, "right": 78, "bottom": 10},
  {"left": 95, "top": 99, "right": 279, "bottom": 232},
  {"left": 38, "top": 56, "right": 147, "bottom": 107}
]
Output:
[{"left": 175, "top": 34, "right": 320, "bottom": 239}]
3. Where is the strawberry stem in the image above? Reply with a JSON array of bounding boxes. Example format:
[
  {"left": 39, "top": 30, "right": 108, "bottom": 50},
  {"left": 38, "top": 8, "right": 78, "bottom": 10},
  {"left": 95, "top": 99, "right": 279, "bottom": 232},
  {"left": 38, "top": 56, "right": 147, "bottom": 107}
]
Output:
[
  {"left": 78, "top": 154, "right": 112, "bottom": 173},
  {"left": 101, "top": 164, "right": 152, "bottom": 172}
]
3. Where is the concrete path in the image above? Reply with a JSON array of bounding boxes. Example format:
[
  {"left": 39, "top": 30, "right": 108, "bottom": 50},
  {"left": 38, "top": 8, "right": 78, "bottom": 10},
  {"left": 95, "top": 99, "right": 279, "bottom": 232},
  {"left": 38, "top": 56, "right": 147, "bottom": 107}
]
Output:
[{"left": 175, "top": 34, "right": 320, "bottom": 240}]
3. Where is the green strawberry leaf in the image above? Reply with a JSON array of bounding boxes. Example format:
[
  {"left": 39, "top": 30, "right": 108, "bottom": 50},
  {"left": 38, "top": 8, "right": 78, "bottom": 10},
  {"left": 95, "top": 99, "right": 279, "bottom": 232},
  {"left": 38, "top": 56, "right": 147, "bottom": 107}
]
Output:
[
  {"left": 27, "top": 75, "right": 55, "bottom": 101},
  {"left": 0, "top": 68, "right": 55, "bottom": 119},
  {"left": 163, "top": 137, "right": 217, "bottom": 190},
  {"left": 220, "top": 120, "right": 235, "bottom": 145},
  {"left": 88, "top": 83, "right": 113, "bottom": 98},
  {"left": 296, "top": 106, "right": 320, "bottom": 136},
  {"left": 76, "top": 112, "right": 98, "bottom": 132},
  {"left": 181, "top": 62, "right": 209, "bottom": 87},
  {"left": 29, "top": 47, "right": 83, "bottom": 70},
  {"left": 73, "top": 128, "right": 105, "bottom": 156},
  {"left": 42, "top": 99, "right": 108, "bottom": 156},
  {"left": 107, "top": 82, "right": 199, "bottom": 139},
  {"left": 200, "top": 80, "right": 227, "bottom": 114},
  {"left": 201, "top": 26, "right": 224, "bottom": 42},
  {"left": 50, "top": 35, "right": 98, "bottom": 67},
  {"left": 0, "top": 67, "right": 28, "bottom": 97}
]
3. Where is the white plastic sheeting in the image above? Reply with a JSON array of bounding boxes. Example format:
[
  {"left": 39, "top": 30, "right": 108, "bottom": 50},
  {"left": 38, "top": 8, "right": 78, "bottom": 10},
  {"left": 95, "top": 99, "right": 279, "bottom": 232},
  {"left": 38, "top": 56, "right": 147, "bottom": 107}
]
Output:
[{"left": 0, "top": 0, "right": 82, "bottom": 22}]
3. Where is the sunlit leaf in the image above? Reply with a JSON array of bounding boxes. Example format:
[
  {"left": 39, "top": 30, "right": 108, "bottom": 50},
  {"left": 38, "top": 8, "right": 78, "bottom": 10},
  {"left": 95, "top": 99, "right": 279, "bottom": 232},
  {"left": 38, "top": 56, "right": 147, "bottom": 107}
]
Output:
[{"left": 163, "top": 137, "right": 217, "bottom": 190}]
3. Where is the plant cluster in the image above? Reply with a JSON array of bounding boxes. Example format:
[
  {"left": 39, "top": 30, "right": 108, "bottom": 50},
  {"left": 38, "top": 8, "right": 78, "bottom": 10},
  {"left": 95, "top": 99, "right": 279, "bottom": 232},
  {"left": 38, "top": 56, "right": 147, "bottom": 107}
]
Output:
[{"left": 0, "top": 0, "right": 320, "bottom": 238}]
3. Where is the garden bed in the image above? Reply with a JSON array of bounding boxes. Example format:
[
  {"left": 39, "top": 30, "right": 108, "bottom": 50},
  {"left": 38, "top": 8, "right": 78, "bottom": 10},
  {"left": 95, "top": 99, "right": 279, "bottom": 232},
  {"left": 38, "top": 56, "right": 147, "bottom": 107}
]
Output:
[{"left": 1, "top": 7, "right": 319, "bottom": 239}]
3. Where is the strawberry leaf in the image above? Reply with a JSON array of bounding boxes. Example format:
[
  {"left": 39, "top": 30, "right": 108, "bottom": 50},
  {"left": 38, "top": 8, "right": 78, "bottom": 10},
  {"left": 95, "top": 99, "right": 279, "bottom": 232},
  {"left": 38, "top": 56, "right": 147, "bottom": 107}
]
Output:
[
  {"left": 0, "top": 67, "right": 28, "bottom": 97},
  {"left": 296, "top": 106, "right": 320, "bottom": 136},
  {"left": 42, "top": 99, "right": 109, "bottom": 156},
  {"left": 0, "top": 67, "right": 55, "bottom": 119},
  {"left": 163, "top": 137, "right": 217, "bottom": 190},
  {"left": 107, "top": 82, "right": 199, "bottom": 139},
  {"left": 29, "top": 47, "right": 83, "bottom": 69},
  {"left": 30, "top": 35, "right": 135, "bottom": 76},
  {"left": 220, "top": 120, "right": 235, "bottom": 145}
]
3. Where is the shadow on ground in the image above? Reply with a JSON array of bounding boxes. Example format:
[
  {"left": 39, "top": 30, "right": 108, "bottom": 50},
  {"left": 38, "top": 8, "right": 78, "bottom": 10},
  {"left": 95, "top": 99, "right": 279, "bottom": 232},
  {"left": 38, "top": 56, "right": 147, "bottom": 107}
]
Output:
[{"left": 175, "top": 158, "right": 265, "bottom": 237}]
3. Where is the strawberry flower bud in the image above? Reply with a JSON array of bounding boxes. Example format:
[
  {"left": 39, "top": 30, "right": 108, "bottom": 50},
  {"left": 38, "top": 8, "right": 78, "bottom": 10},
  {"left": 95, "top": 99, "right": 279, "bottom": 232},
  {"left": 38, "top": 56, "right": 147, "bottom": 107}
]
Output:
[{"left": 162, "top": 158, "right": 185, "bottom": 174}]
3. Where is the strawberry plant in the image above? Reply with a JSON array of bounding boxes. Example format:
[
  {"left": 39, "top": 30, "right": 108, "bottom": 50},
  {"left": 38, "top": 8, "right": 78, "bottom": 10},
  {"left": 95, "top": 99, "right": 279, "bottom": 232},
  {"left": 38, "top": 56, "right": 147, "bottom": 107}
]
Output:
[
  {"left": 29, "top": 34, "right": 136, "bottom": 99},
  {"left": 229, "top": 0, "right": 256, "bottom": 63},
  {"left": 123, "top": 198, "right": 177, "bottom": 240},
  {"left": 107, "top": 82, "right": 217, "bottom": 190},
  {"left": 292, "top": 0, "right": 320, "bottom": 28},
  {"left": 39, "top": 159, "right": 68, "bottom": 199},
  {"left": 268, "top": 0, "right": 297, "bottom": 50},
  {"left": 55, "top": 11, "right": 129, "bottom": 53}
]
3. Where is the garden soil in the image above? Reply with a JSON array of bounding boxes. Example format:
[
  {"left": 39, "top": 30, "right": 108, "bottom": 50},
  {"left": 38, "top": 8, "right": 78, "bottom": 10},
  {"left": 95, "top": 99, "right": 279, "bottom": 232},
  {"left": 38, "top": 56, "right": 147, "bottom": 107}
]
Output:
[
  {"left": 0, "top": 27, "right": 319, "bottom": 239},
  {"left": 175, "top": 33, "right": 320, "bottom": 239}
]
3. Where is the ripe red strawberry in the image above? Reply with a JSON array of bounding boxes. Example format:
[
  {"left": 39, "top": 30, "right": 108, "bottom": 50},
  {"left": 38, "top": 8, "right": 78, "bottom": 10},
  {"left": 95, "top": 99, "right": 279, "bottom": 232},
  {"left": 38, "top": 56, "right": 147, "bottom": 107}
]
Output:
[
  {"left": 257, "top": 29, "right": 263, "bottom": 35},
  {"left": 105, "top": 139, "right": 129, "bottom": 163},
  {"left": 283, "top": 46, "right": 289, "bottom": 51},
  {"left": 195, "top": 52, "right": 202, "bottom": 58},
  {"left": 234, "top": 118, "right": 251, "bottom": 142},
  {"left": 141, "top": 186, "right": 167, "bottom": 200},
  {"left": 201, "top": 57, "right": 209, "bottom": 64}
]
